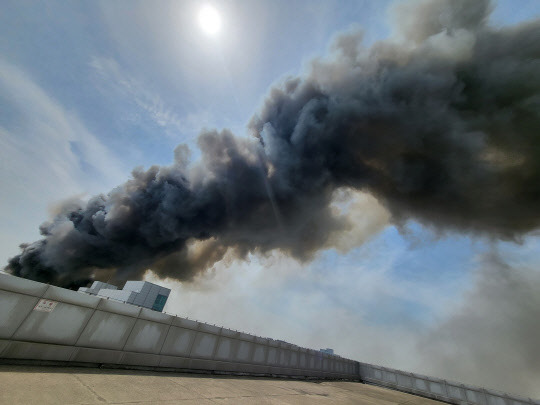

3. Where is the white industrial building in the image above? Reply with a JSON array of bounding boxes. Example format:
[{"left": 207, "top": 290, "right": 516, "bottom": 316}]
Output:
[{"left": 78, "top": 280, "right": 170, "bottom": 312}]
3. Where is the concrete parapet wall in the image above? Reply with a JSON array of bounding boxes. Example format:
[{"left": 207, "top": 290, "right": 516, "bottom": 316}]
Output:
[
  {"left": 0, "top": 273, "right": 357, "bottom": 379},
  {"left": 1, "top": 273, "right": 535, "bottom": 405},
  {"left": 358, "top": 362, "right": 539, "bottom": 405}
]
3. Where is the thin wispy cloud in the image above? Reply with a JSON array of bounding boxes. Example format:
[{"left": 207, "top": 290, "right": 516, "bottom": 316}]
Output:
[
  {"left": 90, "top": 56, "right": 213, "bottom": 142},
  {"left": 0, "top": 59, "right": 126, "bottom": 260}
]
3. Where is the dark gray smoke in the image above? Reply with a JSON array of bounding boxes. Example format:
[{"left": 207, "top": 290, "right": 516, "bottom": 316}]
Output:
[{"left": 6, "top": 0, "right": 540, "bottom": 288}]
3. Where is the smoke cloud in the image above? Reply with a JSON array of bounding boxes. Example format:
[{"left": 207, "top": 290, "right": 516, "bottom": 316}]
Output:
[
  {"left": 417, "top": 250, "right": 540, "bottom": 396},
  {"left": 6, "top": 0, "right": 540, "bottom": 287}
]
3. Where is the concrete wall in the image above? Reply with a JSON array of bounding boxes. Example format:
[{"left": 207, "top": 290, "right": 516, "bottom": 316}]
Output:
[
  {"left": 0, "top": 273, "right": 357, "bottom": 379},
  {"left": 358, "top": 362, "right": 539, "bottom": 405},
  {"left": 1, "top": 273, "right": 535, "bottom": 405}
]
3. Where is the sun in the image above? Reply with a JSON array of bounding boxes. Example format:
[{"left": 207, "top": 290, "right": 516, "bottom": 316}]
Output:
[{"left": 198, "top": 5, "right": 222, "bottom": 36}]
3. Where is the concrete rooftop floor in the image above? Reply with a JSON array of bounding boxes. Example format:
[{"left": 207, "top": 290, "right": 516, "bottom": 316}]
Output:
[{"left": 0, "top": 365, "right": 443, "bottom": 405}]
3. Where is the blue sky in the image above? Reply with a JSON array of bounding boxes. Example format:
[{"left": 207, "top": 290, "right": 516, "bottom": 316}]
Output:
[{"left": 1, "top": 0, "right": 540, "bottom": 397}]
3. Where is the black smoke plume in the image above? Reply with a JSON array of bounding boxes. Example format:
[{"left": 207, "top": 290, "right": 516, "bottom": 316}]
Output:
[{"left": 6, "top": 0, "right": 540, "bottom": 288}]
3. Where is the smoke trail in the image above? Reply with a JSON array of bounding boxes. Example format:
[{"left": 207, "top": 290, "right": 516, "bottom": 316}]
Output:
[
  {"left": 417, "top": 250, "right": 540, "bottom": 396},
  {"left": 6, "top": 0, "right": 540, "bottom": 287}
]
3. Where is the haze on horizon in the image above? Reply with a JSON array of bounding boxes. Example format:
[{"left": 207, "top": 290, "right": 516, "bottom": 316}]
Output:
[{"left": 1, "top": 0, "right": 539, "bottom": 398}]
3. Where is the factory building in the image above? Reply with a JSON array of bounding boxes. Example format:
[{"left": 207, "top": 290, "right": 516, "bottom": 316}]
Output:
[
  {"left": 78, "top": 281, "right": 118, "bottom": 295},
  {"left": 78, "top": 280, "right": 170, "bottom": 312}
]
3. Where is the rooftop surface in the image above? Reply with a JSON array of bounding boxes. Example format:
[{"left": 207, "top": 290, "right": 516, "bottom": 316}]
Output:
[{"left": 0, "top": 365, "right": 442, "bottom": 405}]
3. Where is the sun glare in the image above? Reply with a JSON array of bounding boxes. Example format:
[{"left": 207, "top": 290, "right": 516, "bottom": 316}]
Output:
[{"left": 198, "top": 5, "right": 222, "bottom": 36}]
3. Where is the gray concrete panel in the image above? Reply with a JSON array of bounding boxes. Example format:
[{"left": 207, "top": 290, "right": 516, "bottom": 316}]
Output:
[
  {"left": 397, "top": 373, "right": 413, "bottom": 388},
  {"left": 428, "top": 381, "right": 443, "bottom": 395},
  {"left": 0, "top": 273, "right": 49, "bottom": 296},
  {"left": 289, "top": 368, "right": 302, "bottom": 376},
  {"left": 306, "top": 369, "right": 319, "bottom": 377},
  {"left": 220, "top": 328, "right": 239, "bottom": 338},
  {"left": 252, "top": 344, "right": 266, "bottom": 363},
  {"left": 308, "top": 354, "right": 315, "bottom": 369},
  {"left": 359, "top": 364, "right": 370, "bottom": 375},
  {"left": 238, "top": 364, "right": 264, "bottom": 374},
  {"left": 138, "top": 308, "right": 173, "bottom": 324},
  {"left": 323, "top": 358, "right": 329, "bottom": 371},
  {"left": 0, "top": 290, "right": 39, "bottom": 339},
  {"left": 239, "top": 332, "right": 254, "bottom": 342},
  {"left": 13, "top": 302, "right": 94, "bottom": 345},
  {"left": 384, "top": 371, "right": 398, "bottom": 384},
  {"left": 160, "top": 326, "right": 196, "bottom": 356},
  {"left": 510, "top": 399, "right": 531, "bottom": 405},
  {"left": 71, "top": 347, "right": 123, "bottom": 364},
  {"left": 233, "top": 363, "right": 251, "bottom": 373},
  {"left": 76, "top": 311, "right": 136, "bottom": 350},
  {"left": 43, "top": 285, "right": 100, "bottom": 308},
  {"left": 190, "top": 332, "right": 218, "bottom": 359},
  {"left": 299, "top": 352, "right": 307, "bottom": 368},
  {"left": 268, "top": 339, "right": 279, "bottom": 347},
  {"left": 278, "top": 349, "right": 289, "bottom": 367},
  {"left": 330, "top": 360, "right": 336, "bottom": 372},
  {"left": 212, "top": 360, "right": 238, "bottom": 372},
  {"left": 215, "top": 337, "right": 235, "bottom": 361},
  {"left": 267, "top": 347, "right": 277, "bottom": 365},
  {"left": 123, "top": 319, "right": 169, "bottom": 354},
  {"left": 172, "top": 317, "right": 198, "bottom": 330},
  {"left": 236, "top": 340, "right": 252, "bottom": 362},
  {"left": 289, "top": 351, "right": 298, "bottom": 368},
  {"left": 252, "top": 364, "right": 270, "bottom": 374},
  {"left": 198, "top": 323, "right": 220, "bottom": 334},
  {"left": 269, "top": 366, "right": 283, "bottom": 375},
  {"left": 0, "top": 339, "right": 11, "bottom": 356},
  {"left": 3, "top": 340, "right": 74, "bottom": 361},
  {"left": 158, "top": 355, "right": 192, "bottom": 369},
  {"left": 120, "top": 352, "right": 161, "bottom": 367},
  {"left": 447, "top": 384, "right": 465, "bottom": 400},
  {"left": 486, "top": 392, "right": 508, "bottom": 405},
  {"left": 467, "top": 389, "right": 488, "bottom": 405},
  {"left": 415, "top": 377, "right": 428, "bottom": 391},
  {"left": 96, "top": 297, "right": 141, "bottom": 317},
  {"left": 282, "top": 367, "right": 295, "bottom": 376},
  {"left": 190, "top": 358, "right": 217, "bottom": 370},
  {"left": 314, "top": 355, "right": 323, "bottom": 370}
]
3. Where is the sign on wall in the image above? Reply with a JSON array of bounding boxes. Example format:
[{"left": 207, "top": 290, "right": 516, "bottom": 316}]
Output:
[{"left": 33, "top": 299, "right": 58, "bottom": 312}]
